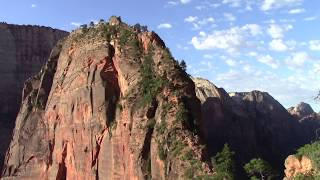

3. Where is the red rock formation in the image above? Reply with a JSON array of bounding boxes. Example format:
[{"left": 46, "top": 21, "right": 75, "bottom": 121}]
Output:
[
  {"left": 2, "top": 17, "right": 212, "bottom": 179},
  {"left": 0, "top": 23, "right": 68, "bottom": 172},
  {"left": 284, "top": 155, "right": 313, "bottom": 179}
]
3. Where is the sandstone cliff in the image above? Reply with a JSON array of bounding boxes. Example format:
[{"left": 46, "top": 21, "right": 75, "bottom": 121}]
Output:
[
  {"left": 1, "top": 17, "right": 212, "bottom": 179},
  {"left": 193, "top": 77, "right": 318, "bottom": 176},
  {"left": 288, "top": 102, "right": 315, "bottom": 119},
  {"left": 0, "top": 23, "right": 68, "bottom": 172}
]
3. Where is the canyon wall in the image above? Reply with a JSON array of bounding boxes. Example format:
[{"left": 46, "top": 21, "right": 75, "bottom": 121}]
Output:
[{"left": 0, "top": 23, "right": 68, "bottom": 171}]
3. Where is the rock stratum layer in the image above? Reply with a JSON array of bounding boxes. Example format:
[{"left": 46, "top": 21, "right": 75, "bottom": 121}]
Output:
[
  {"left": 193, "top": 77, "right": 320, "bottom": 176},
  {"left": 0, "top": 23, "right": 68, "bottom": 172},
  {"left": 2, "top": 17, "right": 212, "bottom": 179}
]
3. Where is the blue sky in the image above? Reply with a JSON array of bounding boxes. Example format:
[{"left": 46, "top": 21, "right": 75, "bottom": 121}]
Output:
[{"left": 1, "top": 0, "right": 320, "bottom": 111}]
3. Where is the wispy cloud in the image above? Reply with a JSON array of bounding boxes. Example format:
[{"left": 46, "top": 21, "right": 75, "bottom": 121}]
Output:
[
  {"left": 31, "top": 4, "right": 37, "bottom": 8},
  {"left": 157, "top": 23, "right": 172, "bottom": 29},
  {"left": 261, "top": 0, "right": 303, "bottom": 11},
  {"left": 304, "top": 16, "right": 317, "bottom": 21},
  {"left": 180, "top": 0, "right": 191, "bottom": 4},
  {"left": 288, "top": 8, "right": 305, "bottom": 14},
  {"left": 70, "top": 22, "right": 81, "bottom": 27}
]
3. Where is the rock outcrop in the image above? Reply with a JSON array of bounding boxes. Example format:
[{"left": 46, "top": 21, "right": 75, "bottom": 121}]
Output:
[
  {"left": 288, "top": 102, "right": 315, "bottom": 119},
  {"left": 1, "top": 17, "right": 212, "bottom": 179},
  {"left": 284, "top": 155, "right": 313, "bottom": 179},
  {"left": 193, "top": 77, "right": 317, "bottom": 176},
  {"left": 0, "top": 23, "right": 68, "bottom": 172}
]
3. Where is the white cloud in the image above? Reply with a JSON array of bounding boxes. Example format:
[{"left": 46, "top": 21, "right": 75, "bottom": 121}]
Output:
[
  {"left": 261, "top": 0, "right": 303, "bottom": 11},
  {"left": 285, "top": 52, "right": 311, "bottom": 67},
  {"left": 304, "top": 16, "right": 317, "bottom": 21},
  {"left": 198, "top": 17, "right": 215, "bottom": 25},
  {"left": 184, "top": 16, "right": 198, "bottom": 22},
  {"left": 309, "top": 40, "right": 320, "bottom": 51},
  {"left": 203, "top": 54, "right": 214, "bottom": 59},
  {"left": 243, "top": 24, "right": 263, "bottom": 36},
  {"left": 70, "top": 22, "right": 81, "bottom": 27},
  {"left": 225, "top": 59, "right": 237, "bottom": 66},
  {"left": 269, "top": 39, "right": 288, "bottom": 51},
  {"left": 288, "top": 8, "right": 305, "bottom": 14},
  {"left": 267, "top": 24, "right": 292, "bottom": 39},
  {"left": 31, "top": 4, "right": 37, "bottom": 8},
  {"left": 180, "top": 0, "right": 191, "bottom": 4},
  {"left": 191, "top": 24, "right": 262, "bottom": 52},
  {"left": 157, "top": 23, "right": 172, "bottom": 29},
  {"left": 258, "top": 55, "right": 279, "bottom": 69},
  {"left": 222, "top": 0, "right": 242, "bottom": 7},
  {"left": 223, "top": 13, "right": 236, "bottom": 21},
  {"left": 186, "top": 17, "right": 215, "bottom": 30}
]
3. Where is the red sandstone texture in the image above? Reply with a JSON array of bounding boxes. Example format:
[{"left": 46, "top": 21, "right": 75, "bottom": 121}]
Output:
[{"left": 1, "top": 17, "right": 211, "bottom": 179}]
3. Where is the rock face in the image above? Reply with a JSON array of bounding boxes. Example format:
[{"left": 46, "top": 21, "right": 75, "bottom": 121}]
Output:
[
  {"left": 2, "top": 17, "right": 212, "bottom": 179},
  {"left": 284, "top": 155, "right": 313, "bottom": 179},
  {"left": 193, "top": 77, "right": 316, "bottom": 175},
  {"left": 0, "top": 23, "right": 68, "bottom": 172},
  {"left": 288, "top": 102, "right": 315, "bottom": 119}
]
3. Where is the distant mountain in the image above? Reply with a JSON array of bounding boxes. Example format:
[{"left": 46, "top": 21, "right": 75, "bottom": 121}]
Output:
[
  {"left": 0, "top": 23, "right": 68, "bottom": 172},
  {"left": 288, "top": 102, "right": 315, "bottom": 119},
  {"left": 193, "top": 77, "right": 320, "bottom": 178}
]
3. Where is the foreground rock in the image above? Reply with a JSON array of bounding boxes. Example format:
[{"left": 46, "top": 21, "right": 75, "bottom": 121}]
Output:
[
  {"left": 193, "top": 77, "right": 318, "bottom": 176},
  {"left": 0, "top": 23, "right": 68, "bottom": 172},
  {"left": 284, "top": 155, "right": 313, "bottom": 179},
  {"left": 2, "top": 17, "right": 212, "bottom": 179}
]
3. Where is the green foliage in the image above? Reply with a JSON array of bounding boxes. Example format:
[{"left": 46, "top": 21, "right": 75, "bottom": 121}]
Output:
[
  {"left": 185, "top": 167, "right": 195, "bottom": 179},
  {"left": 212, "top": 144, "right": 235, "bottom": 180},
  {"left": 139, "top": 53, "right": 168, "bottom": 106},
  {"left": 156, "top": 120, "right": 167, "bottom": 135},
  {"left": 179, "top": 60, "right": 187, "bottom": 71},
  {"left": 119, "top": 28, "right": 134, "bottom": 46},
  {"left": 103, "top": 24, "right": 118, "bottom": 42},
  {"left": 158, "top": 142, "right": 167, "bottom": 161},
  {"left": 244, "top": 158, "right": 275, "bottom": 180},
  {"left": 146, "top": 118, "right": 156, "bottom": 130},
  {"left": 171, "top": 140, "right": 185, "bottom": 157},
  {"left": 80, "top": 24, "right": 88, "bottom": 33},
  {"left": 176, "top": 103, "right": 188, "bottom": 124},
  {"left": 182, "top": 150, "right": 193, "bottom": 161},
  {"left": 296, "top": 141, "right": 320, "bottom": 170},
  {"left": 293, "top": 173, "right": 316, "bottom": 180}
]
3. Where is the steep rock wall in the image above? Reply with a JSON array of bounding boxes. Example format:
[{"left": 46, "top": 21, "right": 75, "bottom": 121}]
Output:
[
  {"left": 0, "top": 23, "right": 68, "bottom": 172},
  {"left": 2, "top": 18, "right": 211, "bottom": 179}
]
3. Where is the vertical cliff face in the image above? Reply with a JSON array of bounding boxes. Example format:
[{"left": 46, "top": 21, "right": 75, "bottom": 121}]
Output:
[
  {"left": 0, "top": 23, "right": 68, "bottom": 172},
  {"left": 193, "top": 77, "right": 316, "bottom": 176},
  {"left": 2, "top": 17, "right": 212, "bottom": 179}
]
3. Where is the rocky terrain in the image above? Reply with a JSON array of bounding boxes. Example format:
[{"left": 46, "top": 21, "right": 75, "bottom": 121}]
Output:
[
  {"left": 1, "top": 17, "right": 213, "bottom": 179},
  {"left": 193, "top": 77, "right": 320, "bottom": 177},
  {"left": 0, "top": 23, "right": 68, "bottom": 172}
]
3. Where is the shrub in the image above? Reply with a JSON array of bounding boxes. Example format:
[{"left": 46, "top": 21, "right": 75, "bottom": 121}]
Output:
[
  {"left": 244, "top": 158, "right": 276, "bottom": 180},
  {"left": 296, "top": 141, "right": 320, "bottom": 170}
]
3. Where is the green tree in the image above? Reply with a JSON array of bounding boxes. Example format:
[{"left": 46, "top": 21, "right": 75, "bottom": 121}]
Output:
[
  {"left": 244, "top": 158, "right": 275, "bottom": 180},
  {"left": 179, "top": 60, "right": 187, "bottom": 71},
  {"left": 212, "top": 143, "right": 235, "bottom": 179}
]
